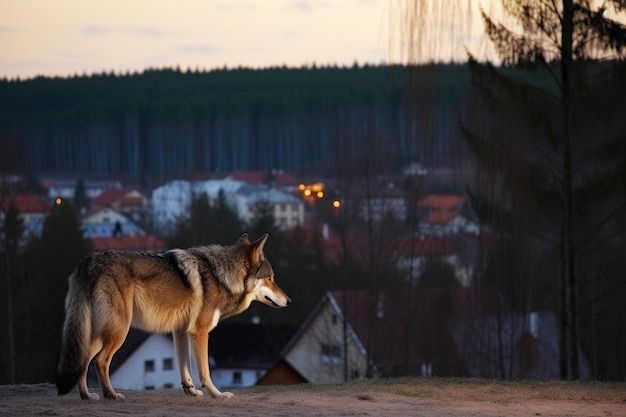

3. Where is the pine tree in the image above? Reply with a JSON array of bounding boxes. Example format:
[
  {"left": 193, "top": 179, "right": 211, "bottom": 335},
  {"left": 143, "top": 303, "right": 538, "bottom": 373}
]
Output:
[{"left": 463, "top": 0, "right": 626, "bottom": 380}]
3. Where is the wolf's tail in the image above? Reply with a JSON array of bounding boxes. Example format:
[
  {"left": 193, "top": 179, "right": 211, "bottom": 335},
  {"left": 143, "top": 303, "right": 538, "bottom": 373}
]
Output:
[{"left": 56, "top": 268, "right": 92, "bottom": 396}]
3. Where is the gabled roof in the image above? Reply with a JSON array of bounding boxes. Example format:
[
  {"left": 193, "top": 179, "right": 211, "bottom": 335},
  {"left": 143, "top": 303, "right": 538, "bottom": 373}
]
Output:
[
  {"left": 417, "top": 195, "right": 465, "bottom": 210},
  {"left": 90, "top": 235, "right": 167, "bottom": 251},
  {"left": 91, "top": 187, "right": 145, "bottom": 207},
  {"left": 1, "top": 194, "right": 49, "bottom": 214}
]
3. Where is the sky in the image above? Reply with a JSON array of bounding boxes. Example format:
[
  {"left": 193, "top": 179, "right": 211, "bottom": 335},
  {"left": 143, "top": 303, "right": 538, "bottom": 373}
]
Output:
[{"left": 1, "top": 0, "right": 404, "bottom": 79}]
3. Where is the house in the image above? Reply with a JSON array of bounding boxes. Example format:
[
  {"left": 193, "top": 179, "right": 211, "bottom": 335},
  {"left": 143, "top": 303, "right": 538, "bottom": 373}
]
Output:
[
  {"left": 90, "top": 187, "right": 148, "bottom": 223},
  {"left": 102, "top": 323, "right": 295, "bottom": 391},
  {"left": 231, "top": 185, "right": 304, "bottom": 230},
  {"left": 388, "top": 235, "right": 462, "bottom": 285},
  {"left": 81, "top": 207, "right": 146, "bottom": 238},
  {"left": 256, "top": 358, "right": 308, "bottom": 386},
  {"left": 280, "top": 292, "right": 368, "bottom": 384},
  {"left": 150, "top": 179, "right": 245, "bottom": 233},
  {"left": 43, "top": 178, "right": 122, "bottom": 201},
  {"left": 278, "top": 288, "right": 485, "bottom": 384},
  {"left": 450, "top": 311, "right": 591, "bottom": 380},
  {"left": 417, "top": 194, "right": 479, "bottom": 236},
  {"left": 347, "top": 180, "right": 408, "bottom": 222},
  {"left": 0, "top": 193, "right": 50, "bottom": 241}
]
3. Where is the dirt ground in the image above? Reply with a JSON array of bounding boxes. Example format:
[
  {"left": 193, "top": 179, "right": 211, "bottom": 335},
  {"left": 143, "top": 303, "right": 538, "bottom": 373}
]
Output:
[{"left": 1, "top": 377, "right": 624, "bottom": 417}]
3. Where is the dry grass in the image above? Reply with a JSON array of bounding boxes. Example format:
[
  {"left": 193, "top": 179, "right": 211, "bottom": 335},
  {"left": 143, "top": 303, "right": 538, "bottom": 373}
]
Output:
[
  {"left": 1, "top": 377, "right": 625, "bottom": 417},
  {"left": 246, "top": 376, "right": 626, "bottom": 403}
]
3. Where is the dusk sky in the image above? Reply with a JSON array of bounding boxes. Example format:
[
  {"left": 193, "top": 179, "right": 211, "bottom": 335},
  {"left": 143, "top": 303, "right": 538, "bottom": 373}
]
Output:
[
  {"left": 1, "top": 0, "right": 392, "bottom": 79},
  {"left": 0, "top": 0, "right": 496, "bottom": 80}
]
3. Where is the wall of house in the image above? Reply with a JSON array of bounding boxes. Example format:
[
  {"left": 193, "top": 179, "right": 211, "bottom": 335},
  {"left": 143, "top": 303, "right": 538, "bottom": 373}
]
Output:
[
  {"left": 110, "top": 334, "right": 266, "bottom": 392},
  {"left": 111, "top": 334, "right": 179, "bottom": 390},
  {"left": 285, "top": 301, "right": 367, "bottom": 384}
]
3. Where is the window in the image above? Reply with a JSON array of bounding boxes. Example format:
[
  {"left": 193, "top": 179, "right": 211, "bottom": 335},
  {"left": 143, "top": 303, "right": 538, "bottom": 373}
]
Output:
[
  {"left": 163, "top": 358, "right": 174, "bottom": 371},
  {"left": 144, "top": 359, "right": 155, "bottom": 373},
  {"left": 321, "top": 343, "right": 342, "bottom": 365},
  {"left": 232, "top": 371, "right": 242, "bottom": 385},
  {"left": 163, "top": 383, "right": 174, "bottom": 389}
]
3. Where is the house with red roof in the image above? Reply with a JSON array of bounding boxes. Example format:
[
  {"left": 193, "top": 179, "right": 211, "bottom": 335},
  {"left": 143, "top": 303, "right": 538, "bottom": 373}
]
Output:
[
  {"left": 417, "top": 194, "right": 479, "bottom": 237},
  {"left": 387, "top": 235, "right": 460, "bottom": 284},
  {"left": 90, "top": 187, "right": 148, "bottom": 223}
]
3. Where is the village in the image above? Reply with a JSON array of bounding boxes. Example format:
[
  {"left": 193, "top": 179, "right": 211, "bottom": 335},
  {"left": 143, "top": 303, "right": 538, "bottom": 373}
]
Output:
[{"left": 0, "top": 164, "right": 582, "bottom": 393}]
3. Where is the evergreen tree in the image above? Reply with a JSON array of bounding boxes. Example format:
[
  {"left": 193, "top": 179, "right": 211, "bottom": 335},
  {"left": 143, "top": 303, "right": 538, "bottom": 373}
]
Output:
[
  {"left": 463, "top": 0, "right": 626, "bottom": 380},
  {"left": 0, "top": 202, "right": 24, "bottom": 383},
  {"left": 73, "top": 180, "right": 89, "bottom": 212},
  {"left": 19, "top": 201, "right": 92, "bottom": 382}
]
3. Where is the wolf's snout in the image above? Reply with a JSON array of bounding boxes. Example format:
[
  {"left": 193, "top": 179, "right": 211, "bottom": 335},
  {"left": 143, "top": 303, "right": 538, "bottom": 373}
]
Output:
[{"left": 286, "top": 296, "right": 292, "bottom": 306}]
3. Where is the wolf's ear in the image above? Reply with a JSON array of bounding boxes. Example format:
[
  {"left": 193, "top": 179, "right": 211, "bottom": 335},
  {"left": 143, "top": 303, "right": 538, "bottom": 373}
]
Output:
[
  {"left": 248, "top": 233, "right": 268, "bottom": 265},
  {"left": 236, "top": 233, "right": 250, "bottom": 245}
]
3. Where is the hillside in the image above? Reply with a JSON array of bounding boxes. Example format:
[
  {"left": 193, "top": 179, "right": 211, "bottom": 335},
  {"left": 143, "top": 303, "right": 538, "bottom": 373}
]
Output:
[{"left": 0, "top": 65, "right": 470, "bottom": 177}]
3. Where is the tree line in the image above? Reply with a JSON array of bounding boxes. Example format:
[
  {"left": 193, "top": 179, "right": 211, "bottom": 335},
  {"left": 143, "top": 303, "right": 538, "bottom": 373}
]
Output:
[{"left": 1, "top": 64, "right": 469, "bottom": 178}]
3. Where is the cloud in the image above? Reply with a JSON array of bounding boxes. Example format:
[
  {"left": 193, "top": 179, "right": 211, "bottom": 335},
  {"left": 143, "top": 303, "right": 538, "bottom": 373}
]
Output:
[
  {"left": 175, "top": 43, "right": 219, "bottom": 55},
  {"left": 287, "top": 0, "right": 331, "bottom": 13},
  {"left": 82, "top": 25, "right": 172, "bottom": 38}
]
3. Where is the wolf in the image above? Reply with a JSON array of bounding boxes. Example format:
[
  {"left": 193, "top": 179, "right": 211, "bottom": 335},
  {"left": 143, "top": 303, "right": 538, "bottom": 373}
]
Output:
[{"left": 56, "top": 233, "right": 290, "bottom": 400}]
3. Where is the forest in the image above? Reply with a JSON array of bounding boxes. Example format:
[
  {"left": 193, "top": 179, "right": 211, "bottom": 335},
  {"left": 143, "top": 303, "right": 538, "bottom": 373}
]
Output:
[{"left": 0, "top": 64, "right": 470, "bottom": 179}]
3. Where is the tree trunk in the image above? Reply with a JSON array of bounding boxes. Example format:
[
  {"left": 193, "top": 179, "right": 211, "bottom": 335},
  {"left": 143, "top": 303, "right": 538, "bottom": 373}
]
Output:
[{"left": 561, "top": 0, "right": 579, "bottom": 381}]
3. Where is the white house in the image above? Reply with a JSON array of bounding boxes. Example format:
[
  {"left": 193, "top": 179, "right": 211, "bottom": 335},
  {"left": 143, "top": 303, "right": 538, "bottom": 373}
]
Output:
[
  {"left": 150, "top": 179, "right": 245, "bottom": 233},
  {"left": 106, "top": 324, "right": 293, "bottom": 392},
  {"left": 231, "top": 185, "right": 305, "bottom": 230},
  {"left": 81, "top": 207, "right": 148, "bottom": 238}
]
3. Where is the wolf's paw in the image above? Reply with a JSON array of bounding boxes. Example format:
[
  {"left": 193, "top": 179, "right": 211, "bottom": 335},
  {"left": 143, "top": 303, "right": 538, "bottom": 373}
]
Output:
[
  {"left": 214, "top": 391, "right": 234, "bottom": 399},
  {"left": 80, "top": 392, "right": 100, "bottom": 400},
  {"left": 183, "top": 386, "right": 204, "bottom": 397},
  {"left": 104, "top": 391, "right": 125, "bottom": 400}
]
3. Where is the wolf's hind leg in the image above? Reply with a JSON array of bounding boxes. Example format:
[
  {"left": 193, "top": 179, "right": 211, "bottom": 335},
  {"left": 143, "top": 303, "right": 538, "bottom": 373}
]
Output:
[
  {"left": 95, "top": 328, "right": 128, "bottom": 400},
  {"left": 173, "top": 329, "right": 203, "bottom": 396},
  {"left": 78, "top": 341, "right": 102, "bottom": 400}
]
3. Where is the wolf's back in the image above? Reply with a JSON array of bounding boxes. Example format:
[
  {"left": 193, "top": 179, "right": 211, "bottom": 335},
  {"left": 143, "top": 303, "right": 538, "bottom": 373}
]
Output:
[{"left": 56, "top": 266, "right": 93, "bottom": 396}]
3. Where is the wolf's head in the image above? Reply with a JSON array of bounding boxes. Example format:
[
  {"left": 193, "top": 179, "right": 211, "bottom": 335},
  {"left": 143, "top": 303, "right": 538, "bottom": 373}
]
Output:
[{"left": 240, "top": 233, "right": 291, "bottom": 309}]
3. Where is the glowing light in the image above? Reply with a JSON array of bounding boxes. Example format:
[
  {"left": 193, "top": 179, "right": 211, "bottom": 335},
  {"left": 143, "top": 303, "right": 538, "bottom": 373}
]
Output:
[
  {"left": 333, "top": 200, "right": 341, "bottom": 208},
  {"left": 304, "top": 189, "right": 312, "bottom": 196},
  {"left": 298, "top": 183, "right": 306, "bottom": 191},
  {"left": 316, "top": 191, "right": 324, "bottom": 198},
  {"left": 55, "top": 198, "right": 62, "bottom": 205}
]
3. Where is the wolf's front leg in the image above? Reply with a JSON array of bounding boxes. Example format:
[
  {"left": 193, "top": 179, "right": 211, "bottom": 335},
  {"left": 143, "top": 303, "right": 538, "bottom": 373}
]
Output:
[
  {"left": 190, "top": 328, "right": 233, "bottom": 399},
  {"left": 173, "top": 329, "right": 203, "bottom": 397}
]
